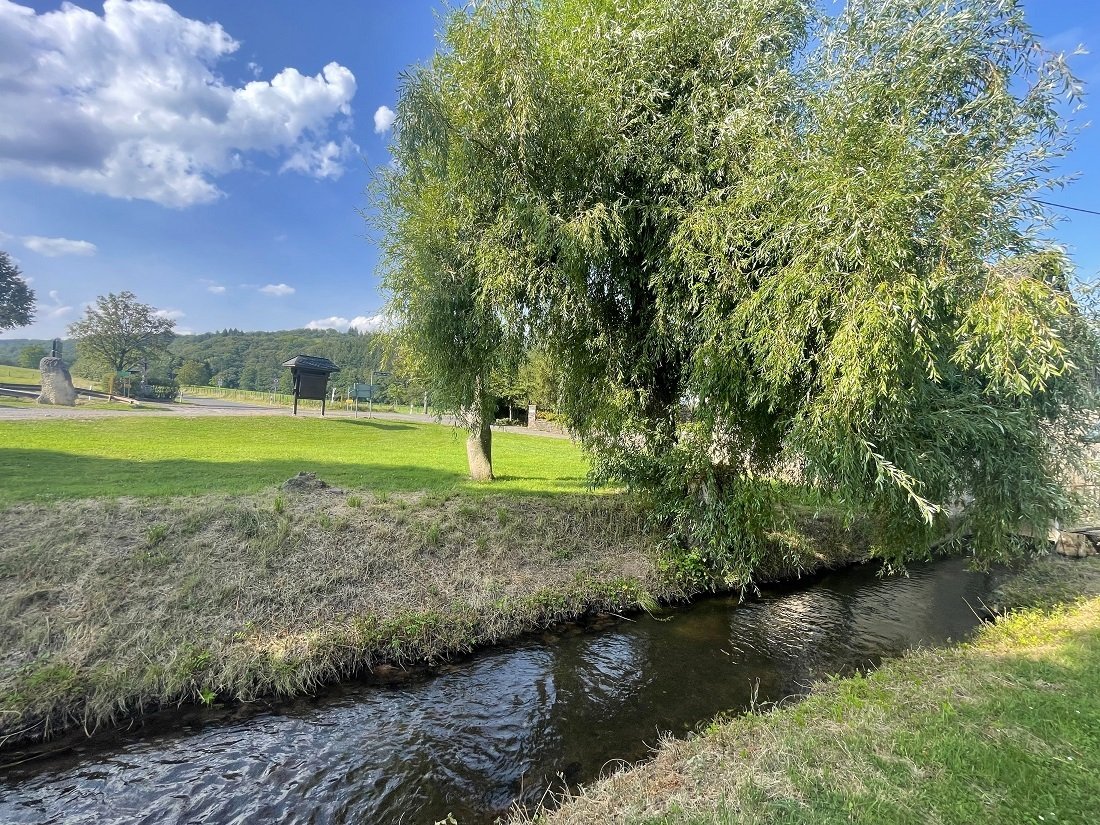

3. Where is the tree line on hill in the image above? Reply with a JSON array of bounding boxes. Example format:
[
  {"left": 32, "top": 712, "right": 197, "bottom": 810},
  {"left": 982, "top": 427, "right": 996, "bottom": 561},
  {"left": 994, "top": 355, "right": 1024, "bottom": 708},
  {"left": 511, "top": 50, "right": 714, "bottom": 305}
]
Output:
[
  {"left": 0, "top": 340, "right": 77, "bottom": 368},
  {"left": 169, "top": 327, "right": 557, "bottom": 412}
]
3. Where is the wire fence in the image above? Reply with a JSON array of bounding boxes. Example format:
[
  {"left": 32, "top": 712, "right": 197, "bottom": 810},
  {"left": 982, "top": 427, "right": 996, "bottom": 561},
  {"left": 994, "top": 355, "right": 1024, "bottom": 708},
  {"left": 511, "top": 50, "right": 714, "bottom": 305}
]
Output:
[{"left": 178, "top": 384, "right": 408, "bottom": 413}]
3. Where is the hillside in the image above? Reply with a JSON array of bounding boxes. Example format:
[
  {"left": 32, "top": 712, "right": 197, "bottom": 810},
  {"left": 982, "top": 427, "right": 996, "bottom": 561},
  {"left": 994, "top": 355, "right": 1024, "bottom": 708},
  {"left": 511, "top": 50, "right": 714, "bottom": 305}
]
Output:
[
  {"left": 0, "top": 339, "right": 77, "bottom": 366},
  {"left": 168, "top": 328, "right": 386, "bottom": 393}
]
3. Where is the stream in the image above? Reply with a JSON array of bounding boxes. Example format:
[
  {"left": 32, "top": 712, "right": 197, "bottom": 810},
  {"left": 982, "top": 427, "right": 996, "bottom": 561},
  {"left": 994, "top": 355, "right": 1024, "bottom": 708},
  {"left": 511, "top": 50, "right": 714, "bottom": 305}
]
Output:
[{"left": 0, "top": 557, "right": 996, "bottom": 824}]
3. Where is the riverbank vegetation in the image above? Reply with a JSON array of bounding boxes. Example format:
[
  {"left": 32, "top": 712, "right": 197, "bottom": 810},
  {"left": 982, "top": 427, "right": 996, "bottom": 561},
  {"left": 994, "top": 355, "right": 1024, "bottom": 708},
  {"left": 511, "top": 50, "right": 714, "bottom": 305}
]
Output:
[
  {"left": 525, "top": 555, "right": 1100, "bottom": 824},
  {"left": 0, "top": 479, "right": 864, "bottom": 749},
  {"left": 379, "top": 0, "right": 1099, "bottom": 583}
]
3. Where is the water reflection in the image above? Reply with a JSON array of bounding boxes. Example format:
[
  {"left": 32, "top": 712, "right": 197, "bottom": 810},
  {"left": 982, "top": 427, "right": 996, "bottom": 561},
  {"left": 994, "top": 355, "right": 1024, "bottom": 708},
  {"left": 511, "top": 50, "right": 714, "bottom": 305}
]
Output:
[{"left": 0, "top": 557, "right": 994, "bottom": 824}]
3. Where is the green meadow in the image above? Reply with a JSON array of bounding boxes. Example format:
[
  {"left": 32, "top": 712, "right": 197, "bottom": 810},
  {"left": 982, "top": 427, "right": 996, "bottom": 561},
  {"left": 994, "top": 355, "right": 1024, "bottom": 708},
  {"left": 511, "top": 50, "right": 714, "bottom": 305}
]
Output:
[
  {"left": 0, "top": 365, "right": 39, "bottom": 383},
  {"left": 0, "top": 415, "right": 591, "bottom": 505}
]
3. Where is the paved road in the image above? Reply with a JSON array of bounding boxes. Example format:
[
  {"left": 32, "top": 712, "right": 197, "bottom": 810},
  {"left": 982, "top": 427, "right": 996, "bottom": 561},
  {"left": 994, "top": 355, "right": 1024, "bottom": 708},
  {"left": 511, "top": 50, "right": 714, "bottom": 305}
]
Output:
[
  {"left": 0, "top": 392, "right": 571, "bottom": 438},
  {"left": 179, "top": 392, "right": 277, "bottom": 408}
]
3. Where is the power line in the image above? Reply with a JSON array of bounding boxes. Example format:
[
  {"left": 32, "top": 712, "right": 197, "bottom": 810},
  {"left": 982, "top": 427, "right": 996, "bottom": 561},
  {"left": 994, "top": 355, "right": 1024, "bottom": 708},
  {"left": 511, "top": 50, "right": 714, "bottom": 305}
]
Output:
[{"left": 1035, "top": 199, "right": 1100, "bottom": 217}]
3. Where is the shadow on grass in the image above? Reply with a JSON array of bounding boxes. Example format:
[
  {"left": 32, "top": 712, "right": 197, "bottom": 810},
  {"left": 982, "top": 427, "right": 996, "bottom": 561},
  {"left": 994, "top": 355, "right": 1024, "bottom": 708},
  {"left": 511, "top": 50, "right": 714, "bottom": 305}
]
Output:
[
  {"left": 0, "top": 449, "right": 589, "bottom": 504},
  {"left": 328, "top": 419, "right": 416, "bottom": 431}
]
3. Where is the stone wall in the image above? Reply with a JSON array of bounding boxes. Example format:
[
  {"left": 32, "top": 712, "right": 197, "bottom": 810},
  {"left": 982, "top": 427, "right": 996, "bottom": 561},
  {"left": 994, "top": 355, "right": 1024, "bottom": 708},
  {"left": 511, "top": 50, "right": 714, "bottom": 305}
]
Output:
[
  {"left": 528, "top": 417, "right": 568, "bottom": 436},
  {"left": 1056, "top": 531, "right": 1099, "bottom": 558}
]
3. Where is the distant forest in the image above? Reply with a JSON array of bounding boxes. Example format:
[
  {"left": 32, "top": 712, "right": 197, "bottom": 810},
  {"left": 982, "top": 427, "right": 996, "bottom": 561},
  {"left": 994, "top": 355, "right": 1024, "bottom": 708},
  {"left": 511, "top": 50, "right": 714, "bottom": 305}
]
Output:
[
  {"left": 0, "top": 338, "right": 78, "bottom": 365},
  {"left": 169, "top": 328, "right": 391, "bottom": 396}
]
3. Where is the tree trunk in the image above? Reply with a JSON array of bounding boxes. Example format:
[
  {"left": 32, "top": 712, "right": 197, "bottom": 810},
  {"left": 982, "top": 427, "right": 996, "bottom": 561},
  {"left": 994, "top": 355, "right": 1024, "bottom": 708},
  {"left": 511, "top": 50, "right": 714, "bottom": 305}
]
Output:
[
  {"left": 465, "top": 375, "right": 494, "bottom": 481},
  {"left": 467, "top": 415, "right": 493, "bottom": 481}
]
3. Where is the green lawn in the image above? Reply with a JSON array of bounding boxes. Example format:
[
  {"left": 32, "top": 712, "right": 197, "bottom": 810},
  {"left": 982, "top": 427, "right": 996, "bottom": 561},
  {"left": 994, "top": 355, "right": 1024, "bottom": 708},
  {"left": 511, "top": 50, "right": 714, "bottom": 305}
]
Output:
[
  {"left": 0, "top": 365, "right": 39, "bottom": 384},
  {"left": 0, "top": 415, "right": 591, "bottom": 504}
]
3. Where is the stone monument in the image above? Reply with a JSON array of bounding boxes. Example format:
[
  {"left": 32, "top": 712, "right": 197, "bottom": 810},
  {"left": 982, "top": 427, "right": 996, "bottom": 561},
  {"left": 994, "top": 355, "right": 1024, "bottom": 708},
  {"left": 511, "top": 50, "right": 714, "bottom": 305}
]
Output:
[{"left": 37, "top": 357, "right": 77, "bottom": 406}]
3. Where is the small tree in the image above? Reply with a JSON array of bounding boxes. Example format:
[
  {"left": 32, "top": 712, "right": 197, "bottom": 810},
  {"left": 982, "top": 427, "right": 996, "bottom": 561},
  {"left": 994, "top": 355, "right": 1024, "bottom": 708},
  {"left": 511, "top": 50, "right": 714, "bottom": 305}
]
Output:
[
  {"left": 176, "top": 359, "right": 211, "bottom": 387},
  {"left": 68, "top": 292, "right": 175, "bottom": 383},
  {"left": 18, "top": 345, "right": 48, "bottom": 369},
  {"left": 373, "top": 78, "right": 513, "bottom": 480},
  {"left": 0, "top": 250, "right": 35, "bottom": 332}
]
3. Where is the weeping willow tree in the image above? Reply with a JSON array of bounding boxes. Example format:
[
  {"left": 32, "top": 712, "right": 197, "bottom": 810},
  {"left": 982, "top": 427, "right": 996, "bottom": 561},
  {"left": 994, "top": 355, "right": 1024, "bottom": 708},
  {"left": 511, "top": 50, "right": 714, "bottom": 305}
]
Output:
[
  {"left": 373, "top": 10, "right": 528, "bottom": 481},
  {"left": 376, "top": 0, "right": 1097, "bottom": 577}
]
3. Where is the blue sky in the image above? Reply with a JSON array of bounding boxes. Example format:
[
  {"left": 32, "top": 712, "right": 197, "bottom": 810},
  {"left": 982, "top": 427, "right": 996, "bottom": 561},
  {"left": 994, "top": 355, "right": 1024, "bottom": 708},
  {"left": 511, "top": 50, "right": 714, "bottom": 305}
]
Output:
[{"left": 1, "top": 0, "right": 1099, "bottom": 340}]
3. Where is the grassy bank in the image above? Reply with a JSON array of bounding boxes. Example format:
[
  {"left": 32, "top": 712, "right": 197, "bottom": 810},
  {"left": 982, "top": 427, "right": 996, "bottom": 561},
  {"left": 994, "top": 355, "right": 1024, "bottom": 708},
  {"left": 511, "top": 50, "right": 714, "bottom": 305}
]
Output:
[
  {"left": 0, "top": 488, "right": 650, "bottom": 747},
  {"left": 526, "top": 555, "right": 1100, "bottom": 825},
  {"left": 0, "top": 415, "right": 590, "bottom": 505},
  {"left": 0, "top": 479, "right": 864, "bottom": 750},
  {"left": 0, "top": 413, "right": 869, "bottom": 749},
  {"left": 0, "top": 365, "right": 39, "bottom": 383}
]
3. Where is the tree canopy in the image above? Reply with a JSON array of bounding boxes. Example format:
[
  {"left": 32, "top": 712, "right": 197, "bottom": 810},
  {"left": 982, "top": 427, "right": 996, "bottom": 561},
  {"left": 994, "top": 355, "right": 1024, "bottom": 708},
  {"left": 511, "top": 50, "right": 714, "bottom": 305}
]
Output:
[
  {"left": 68, "top": 292, "right": 176, "bottom": 377},
  {"left": 373, "top": 34, "right": 521, "bottom": 479},
  {"left": 0, "top": 250, "right": 35, "bottom": 332},
  {"left": 174, "top": 359, "right": 211, "bottom": 387},
  {"left": 378, "top": 0, "right": 1098, "bottom": 578},
  {"left": 18, "top": 345, "right": 48, "bottom": 369},
  {"left": 169, "top": 327, "right": 385, "bottom": 395}
]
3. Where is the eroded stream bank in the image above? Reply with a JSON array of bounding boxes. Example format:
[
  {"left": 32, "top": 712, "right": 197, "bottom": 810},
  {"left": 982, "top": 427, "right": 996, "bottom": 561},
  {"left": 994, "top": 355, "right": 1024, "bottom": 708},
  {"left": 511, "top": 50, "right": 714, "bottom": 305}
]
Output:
[{"left": 0, "top": 557, "right": 996, "bottom": 825}]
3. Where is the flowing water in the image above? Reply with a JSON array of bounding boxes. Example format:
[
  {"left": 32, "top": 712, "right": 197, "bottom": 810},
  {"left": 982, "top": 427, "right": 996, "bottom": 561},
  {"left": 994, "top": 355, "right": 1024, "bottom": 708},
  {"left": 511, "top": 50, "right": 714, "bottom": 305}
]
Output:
[{"left": 0, "top": 557, "right": 996, "bottom": 824}]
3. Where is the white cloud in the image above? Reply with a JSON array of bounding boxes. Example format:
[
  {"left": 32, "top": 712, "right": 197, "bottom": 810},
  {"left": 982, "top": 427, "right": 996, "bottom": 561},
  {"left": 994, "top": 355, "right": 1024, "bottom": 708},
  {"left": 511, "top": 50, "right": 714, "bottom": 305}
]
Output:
[
  {"left": 260, "top": 283, "right": 295, "bottom": 297},
  {"left": 154, "top": 308, "right": 185, "bottom": 320},
  {"left": 0, "top": 0, "right": 358, "bottom": 207},
  {"left": 1044, "top": 27, "right": 1088, "bottom": 57},
  {"left": 281, "top": 136, "right": 356, "bottom": 179},
  {"left": 305, "top": 313, "right": 387, "bottom": 333},
  {"left": 43, "top": 289, "right": 73, "bottom": 320},
  {"left": 373, "top": 105, "right": 396, "bottom": 134},
  {"left": 208, "top": 285, "right": 226, "bottom": 294},
  {"left": 22, "top": 235, "right": 97, "bottom": 257}
]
